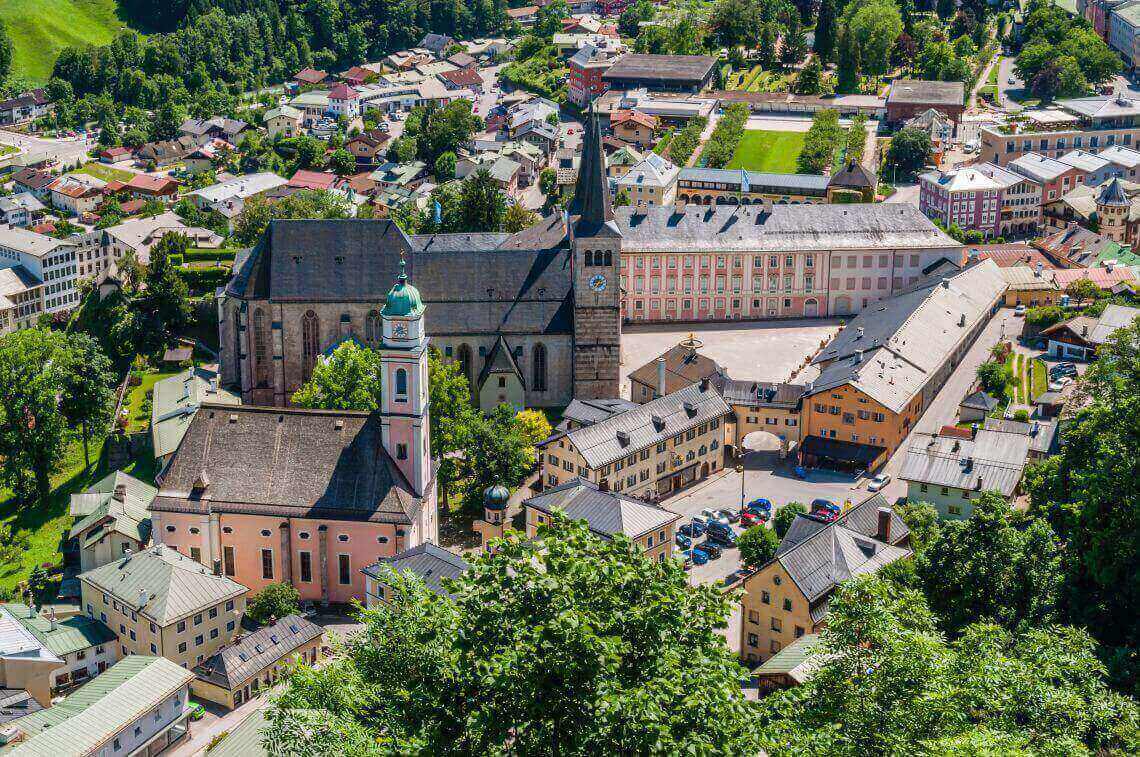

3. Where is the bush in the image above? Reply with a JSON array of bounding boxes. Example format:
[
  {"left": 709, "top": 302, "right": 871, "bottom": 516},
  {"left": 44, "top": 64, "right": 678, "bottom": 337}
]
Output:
[
  {"left": 700, "top": 103, "right": 749, "bottom": 169},
  {"left": 183, "top": 248, "right": 236, "bottom": 263},
  {"left": 668, "top": 116, "right": 708, "bottom": 165},
  {"left": 797, "top": 109, "right": 844, "bottom": 174},
  {"left": 176, "top": 267, "right": 232, "bottom": 294},
  {"left": 773, "top": 502, "right": 807, "bottom": 538},
  {"left": 168, "top": 254, "right": 184, "bottom": 266},
  {"left": 246, "top": 582, "right": 301, "bottom": 625}
]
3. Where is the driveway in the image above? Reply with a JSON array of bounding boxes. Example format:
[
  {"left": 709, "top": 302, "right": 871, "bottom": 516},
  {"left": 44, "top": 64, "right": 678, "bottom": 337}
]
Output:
[
  {"left": 620, "top": 319, "right": 840, "bottom": 398},
  {"left": 884, "top": 182, "right": 919, "bottom": 206}
]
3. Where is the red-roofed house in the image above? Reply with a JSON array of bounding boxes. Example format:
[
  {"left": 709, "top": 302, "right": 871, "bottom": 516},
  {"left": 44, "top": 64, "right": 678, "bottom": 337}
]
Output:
[
  {"left": 288, "top": 170, "right": 339, "bottom": 191},
  {"left": 342, "top": 66, "right": 376, "bottom": 86},
  {"left": 99, "top": 146, "right": 135, "bottom": 164},
  {"left": 328, "top": 84, "right": 361, "bottom": 119},
  {"left": 966, "top": 243, "right": 1057, "bottom": 269},
  {"left": 47, "top": 176, "right": 104, "bottom": 215},
  {"left": 293, "top": 68, "right": 329, "bottom": 87},
  {"left": 506, "top": 5, "right": 538, "bottom": 24},
  {"left": 125, "top": 173, "right": 180, "bottom": 202},
  {"left": 1053, "top": 265, "right": 1136, "bottom": 293},
  {"left": 439, "top": 68, "right": 484, "bottom": 92},
  {"left": 610, "top": 109, "right": 660, "bottom": 148}
]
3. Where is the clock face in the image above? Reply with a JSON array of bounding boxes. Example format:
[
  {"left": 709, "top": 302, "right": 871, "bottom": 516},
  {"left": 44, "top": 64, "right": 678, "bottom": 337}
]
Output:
[
  {"left": 589, "top": 273, "right": 607, "bottom": 292},
  {"left": 394, "top": 323, "right": 408, "bottom": 338}
]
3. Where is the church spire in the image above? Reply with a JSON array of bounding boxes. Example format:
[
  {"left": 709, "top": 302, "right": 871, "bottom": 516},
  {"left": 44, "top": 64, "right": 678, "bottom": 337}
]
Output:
[{"left": 571, "top": 100, "right": 616, "bottom": 237}]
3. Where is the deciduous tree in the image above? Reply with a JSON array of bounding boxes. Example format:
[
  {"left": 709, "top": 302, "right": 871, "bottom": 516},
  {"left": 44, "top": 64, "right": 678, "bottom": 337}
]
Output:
[
  {"left": 246, "top": 582, "right": 301, "bottom": 625},
  {"left": 291, "top": 341, "right": 383, "bottom": 411},
  {"left": 773, "top": 501, "right": 806, "bottom": 537},
  {"left": 738, "top": 524, "right": 779, "bottom": 568}
]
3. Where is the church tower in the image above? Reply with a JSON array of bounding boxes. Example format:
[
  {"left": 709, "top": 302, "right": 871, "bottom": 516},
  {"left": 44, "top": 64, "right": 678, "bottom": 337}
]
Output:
[
  {"left": 378, "top": 259, "right": 432, "bottom": 499},
  {"left": 570, "top": 102, "right": 623, "bottom": 399}
]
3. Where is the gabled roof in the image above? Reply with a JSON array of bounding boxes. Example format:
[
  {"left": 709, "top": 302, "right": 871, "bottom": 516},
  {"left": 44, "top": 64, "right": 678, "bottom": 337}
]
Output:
[
  {"left": 959, "top": 390, "right": 998, "bottom": 411},
  {"left": 564, "top": 380, "right": 729, "bottom": 469},
  {"left": 478, "top": 334, "right": 525, "bottom": 389},
  {"left": 151, "top": 367, "right": 240, "bottom": 460},
  {"left": 524, "top": 478, "right": 680, "bottom": 539},
  {"left": 293, "top": 68, "right": 329, "bottom": 84},
  {"left": 68, "top": 470, "right": 156, "bottom": 546},
  {"left": 829, "top": 161, "right": 876, "bottom": 190},
  {"left": 627, "top": 339, "right": 722, "bottom": 396},
  {"left": 719, "top": 379, "right": 805, "bottom": 408},
  {"left": 559, "top": 398, "right": 639, "bottom": 431},
  {"left": 898, "top": 430, "right": 1031, "bottom": 496},
  {"left": 0, "top": 604, "right": 116, "bottom": 657},
  {"left": 3, "top": 656, "right": 193, "bottom": 756},
  {"left": 754, "top": 633, "right": 823, "bottom": 683},
  {"left": 194, "top": 615, "right": 322, "bottom": 690},
  {"left": 79, "top": 544, "right": 247, "bottom": 625},
  {"left": 362, "top": 543, "right": 470, "bottom": 599}
]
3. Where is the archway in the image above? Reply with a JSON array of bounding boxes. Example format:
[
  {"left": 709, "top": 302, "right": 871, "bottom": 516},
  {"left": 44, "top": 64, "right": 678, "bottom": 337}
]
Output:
[
  {"left": 741, "top": 429, "right": 784, "bottom": 453},
  {"left": 804, "top": 298, "right": 819, "bottom": 317}
]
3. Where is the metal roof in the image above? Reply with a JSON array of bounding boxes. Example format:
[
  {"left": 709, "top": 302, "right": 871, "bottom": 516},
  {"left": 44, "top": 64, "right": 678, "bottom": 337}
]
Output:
[
  {"left": 602, "top": 54, "right": 716, "bottom": 83},
  {"left": 564, "top": 380, "right": 729, "bottom": 469},
  {"left": 524, "top": 478, "right": 680, "bottom": 539},
  {"left": 206, "top": 709, "right": 269, "bottom": 756},
  {"left": 754, "top": 633, "right": 823, "bottom": 683},
  {"left": 193, "top": 615, "right": 322, "bottom": 690},
  {"left": 0, "top": 604, "right": 116, "bottom": 658},
  {"left": 78, "top": 544, "right": 247, "bottom": 626},
  {"left": 362, "top": 543, "right": 470, "bottom": 599},
  {"left": 897, "top": 430, "right": 1030, "bottom": 496},
  {"left": 678, "top": 167, "right": 830, "bottom": 193},
  {"left": 558, "top": 398, "right": 639, "bottom": 431},
  {"left": 4, "top": 656, "right": 193, "bottom": 757},
  {"left": 982, "top": 417, "right": 1059, "bottom": 456},
  {"left": 887, "top": 79, "right": 965, "bottom": 106},
  {"left": 68, "top": 470, "right": 156, "bottom": 547},
  {"left": 150, "top": 367, "right": 240, "bottom": 460}
]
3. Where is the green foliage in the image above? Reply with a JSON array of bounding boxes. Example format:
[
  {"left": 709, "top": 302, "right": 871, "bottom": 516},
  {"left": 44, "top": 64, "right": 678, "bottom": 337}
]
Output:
[
  {"left": 618, "top": 0, "right": 656, "bottom": 38},
  {"left": 737, "top": 524, "right": 779, "bottom": 568},
  {"left": 794, "top": 55, "right": 823, "bottom": 95},
  {"left": 894, "top": 500, "right": 941, "bottom": 552},
  {"left": 0, "top": 521, "right": 30, "bottom": 571},
  {"left": 797, "top": 109, "right": 843, "bottom": 174},
  {"left": 773, "top": 501, "right": 806, "bottom": 537},
  {"left": 500, "top": 37, "right": 565, "bottom": 101},
  {"left": 328, "top": 148, "right": 355, "bottom": 176},
  {"left": 915, "top": 39, "right": 970, "bottom": 82},
  {"left": 246, "top": 582, "right": 301, "bottom": 626},
  {"left": 403, "top": 100, "right": 482, "bottom": 166},
  {"left": 700, "top": 102, "right": 749, "bottom": 169},
  {"left": 427, "top": 349, "right": 477, "bottom": 508},
  {"left": 916, "top": 493, "right": 1062, "bottom": 634},
  {"left": 666, "top": 115, "right": 708, "bottom": 165},
  {"left": 265, "top": 515, "right": 763, "bottom": 754},
  {"left": 539, "top": 167, "right": 557, "bottom": 195},
  {"left": 461, "top": 404, "right": 535, "bottom": 514},
  {"left": 291, "top": 342, "right": 383, "bottom": 412},
  {"left": 814, "top": 0, "right": 838, "bottom": 63},
  {"left": 57, "top": 331, "right": 115, "bottom": 468},
  {"left": 174, "top": 266, "right": 231, "bottom": 294},
  {"left": 1066, "top": 277, "right": 1102, "bottom": 305},
  {"left": 843, "top": 114, "right": 867, "bottom": 164},
  {"left": 976, "top": 359, "right": 1012, "bottom": 395},
  {"left": 181, "top": 248, "right": 234, "bottom": 263},
  {"left": 885, "top": 126, "right": 932, "bottom": 177},
  {"left": 839, "top": 0, "right": 902, "bottom": 79},
  {"left": 1015, "top": 7, "right": 1119, "bottom": 98},
  {"left": 231, "top": 190, "right": 350, "bottom": 247},
  {"left": 502, "top": 203, "right": 537, "bottom": 234},
  {"left": 757, "top": 575, "right": 1140, "bottom": 755},
  {"left": 434, "top": 150, "right": 456, "bottom": 182},
  {"left": 0, "top": 18, "right": 12, "bottom": 84},
  {"left": 460, "top": 168, "right": 507, "bottom": 232}
]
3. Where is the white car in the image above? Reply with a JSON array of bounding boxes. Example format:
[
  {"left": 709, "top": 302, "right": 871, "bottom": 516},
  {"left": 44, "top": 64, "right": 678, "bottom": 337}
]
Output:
[
  {"left": 867, "top": 473, "right": 892, "bottom": 492},
  {"left": 1048, "top": 376, "right": 1074, "bottom": 391},
  {"left": 1008, "top": 76, "right": 1016, "bottom": 84},
  {"left": 700, "top": 508, "right": 729, "bottom": 527},
  {"left": 1014, "top": 305, "right": 1027, "bottom": 316}
]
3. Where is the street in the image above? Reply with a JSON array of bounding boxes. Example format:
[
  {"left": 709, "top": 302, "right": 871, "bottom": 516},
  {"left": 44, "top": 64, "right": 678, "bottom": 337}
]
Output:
[{"left": 0, "top": 127, "right": 93, "bottom": 167}]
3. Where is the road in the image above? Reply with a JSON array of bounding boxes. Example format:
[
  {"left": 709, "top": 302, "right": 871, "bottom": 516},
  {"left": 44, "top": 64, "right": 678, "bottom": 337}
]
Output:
[
  {"left": 884, "top": 182, "right": 919, "bottom": 207},
  {"left": 0, "top": 128, "right": 93, "bottom": 167},
  {"left": 997, "top": 56, "right": 1025, "bottom": 113}
]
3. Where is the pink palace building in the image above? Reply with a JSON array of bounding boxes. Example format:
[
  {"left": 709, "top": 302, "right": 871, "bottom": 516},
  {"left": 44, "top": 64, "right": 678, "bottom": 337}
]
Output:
[{"left": 149, "top": 264, "right": 438, "bottom": 605}]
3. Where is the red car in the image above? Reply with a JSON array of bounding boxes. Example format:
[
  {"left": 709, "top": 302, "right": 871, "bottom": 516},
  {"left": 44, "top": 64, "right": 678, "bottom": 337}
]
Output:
[{"left": 739, "top": 511, "right": 769, "bottom": 527}]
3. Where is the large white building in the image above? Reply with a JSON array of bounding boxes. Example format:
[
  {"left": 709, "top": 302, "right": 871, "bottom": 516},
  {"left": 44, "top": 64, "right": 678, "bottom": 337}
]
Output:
[{"left": 0, "top": 225, "right": 79, "bottom": 317}]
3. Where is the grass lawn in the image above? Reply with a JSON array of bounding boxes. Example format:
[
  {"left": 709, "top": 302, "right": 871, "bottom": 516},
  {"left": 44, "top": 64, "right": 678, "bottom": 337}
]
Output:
[
  {"left": 123, "top": 369, "right": 180, "bottom": 433},
  {"left": 0, "top": 144, "right": 17, "bottom": 157},
  {"left": 1031, "top": 359, "right": 1049, "bottom": 400},
  {"left": 0, "top": 0, "right": 140, "bottom": 83},
  {"left": 725, "top": 130, "right": 806, "bottom": 173},
  {"left": 71, "top": 162, "right": 134, "bottom": 184}
]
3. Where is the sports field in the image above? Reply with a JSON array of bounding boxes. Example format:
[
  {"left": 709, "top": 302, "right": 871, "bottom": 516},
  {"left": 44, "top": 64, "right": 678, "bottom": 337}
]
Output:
[
  {"left": 724, "top": 130, "right": 806, "bottom": 173},
  {"left": 0, "top": 0, "right": 135, "bottom": 83}
]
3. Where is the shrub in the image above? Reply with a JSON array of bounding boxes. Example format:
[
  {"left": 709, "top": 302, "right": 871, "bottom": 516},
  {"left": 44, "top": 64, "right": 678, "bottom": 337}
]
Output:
[
  {"left": 247, "top": 582, "right": 302, "bottom": 625},
  {"left": 700, "top": 103, "right": 750, "bottom": 169},
  {"left": 183, "top": 248, "right": 236, "bottom": 263},
  {"left": 667, "top": 116, "right": 708, "bottom": 165},
  {"left": 797, "top": 109, "right": 844, "bottom": 173},
  {"left": 176, "top": 267, "right": 232, "bottom": 294}
]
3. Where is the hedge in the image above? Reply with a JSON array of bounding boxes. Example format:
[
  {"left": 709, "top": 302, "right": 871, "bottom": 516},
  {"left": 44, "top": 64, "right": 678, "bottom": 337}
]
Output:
[
  {"left": 701, "top": 103, "right": 750, "bottom": 169},
  {"left": 667, "top": 116, "right": 708, "bottom": 165},
  {"left": 176, "top": 267, "right": 231, "bottom": 293},
  {"left": 183, "top": 248, "right": 236, "bottom": 263},
  {"left": 168, "top": 254, "right": 184, "bottom": 266}
]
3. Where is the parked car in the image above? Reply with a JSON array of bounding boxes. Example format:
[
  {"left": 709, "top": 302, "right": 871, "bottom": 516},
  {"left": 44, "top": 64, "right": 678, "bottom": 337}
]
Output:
[
  {"left": 378, "top": 122, "right": 391, "bottom": 132},
  {"left": 810, "top": 498, "right": 838, "bottom": 512},
  {"left": 740, "top": 511, "right": 768, "bottom": 527},
  {"left": 1014, "top": 305, "right": 1027, "bottom": 316},
  {"left": 1051, "top": 363, "right": 1077, "bottom": 377},
  {"left": 867, "top": 473, "right": 892, "bottom": 492},
  {"left": 701, "top": 508, "right": 729, "bottom": 527},
  {"left": 718, "top": 508, "right": 740, "bottom": 523},
  {"left": 701, "top": 542, "right": 722, "bottom": 560},
  {"left": 676, "top": 533, "right": 692, "bottom": 549},
  {"left": 745, "top": 498, "right": 773, "bottom": 514},
  {"left": 687, "top": 518, "right": 707, "bottom": 536},
  {"left": 810, "top": 508, "right": 841, "bottom": 523},
  {"left": 691, "top": 546, "right": 710, "bottom": 565},
  {"left": 188, "top": 701, "right": 206, "bottom": 721},
  {"left": 706, "top": 521, "right": 737, "bottom": 546}
]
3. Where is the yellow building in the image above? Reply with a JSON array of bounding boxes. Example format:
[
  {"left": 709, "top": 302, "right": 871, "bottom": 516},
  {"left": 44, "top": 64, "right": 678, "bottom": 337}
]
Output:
[
  {"left": 79, "top": 544, "right": 248, "bottom": 670},
  {"left": 739, "top": 495, "right": 911, "bottom": 664},
  {"left": 720, "top": 379, "right": 805, "bottom": 455},
  {"left": 998, "top": 265, "right": 1062, "bottom": 307},
  {"left": 537, "top": 379, "right": 730, "bottom": 501},
  {"left": 523, "top": 478, "right": 681, "bottom": 563}
]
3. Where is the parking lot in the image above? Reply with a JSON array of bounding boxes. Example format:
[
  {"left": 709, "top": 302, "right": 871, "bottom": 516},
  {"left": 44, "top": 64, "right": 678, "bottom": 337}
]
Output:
[
  {"left": 660, "top": 450, "right": 864, "bottom": 585},
  {"left": 620, "top": 319, "right": 841, "bottom": 399}
]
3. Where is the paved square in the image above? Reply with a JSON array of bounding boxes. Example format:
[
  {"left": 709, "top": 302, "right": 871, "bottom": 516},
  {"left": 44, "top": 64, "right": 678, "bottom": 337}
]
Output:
[{"left": 621, "top": 318, "right": 841, "bottom": 398}]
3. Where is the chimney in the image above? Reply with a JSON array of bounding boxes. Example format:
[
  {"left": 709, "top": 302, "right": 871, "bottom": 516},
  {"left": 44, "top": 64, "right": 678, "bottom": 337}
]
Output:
[
  {"left": 656, "top": 357, "right": 666, "bottom": 398},
  {"left": 958, "top": 313, "right": 966, "bottom": 327},
  {"left": 1081, "top": 324, "right": 1089, "bottom": 337},
  {"left": 48, "top": 608, "right": 57, "bottom": 632},
  {"left": 699, "top": 376, "right": 710, "bottom": 392},
  {"left": 112, "top": 484, "right": 126, "bottom": 502},
  {"left": 856, "top": 326, "right": 864, "bottom": 339},
  {"left": 1031, "top": 421, "right": 1039, "bottom": 436},
  {"left": 1035, "top": 261, "right": 1044, "bottom": 277},
  {"left": 976, "top": 475, "right": 984, "bottom": 490},
  {"left": 876, "top": 507, "right": 892, "bottom": 543},
  {"left": 616, "top": 430, "right": 630, "bottom": 447}
]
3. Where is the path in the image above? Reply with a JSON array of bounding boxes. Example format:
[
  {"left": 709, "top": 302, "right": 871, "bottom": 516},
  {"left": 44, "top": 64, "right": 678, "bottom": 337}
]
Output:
[
  {"left": 686, "top": 111, "right": 720, "bottom": 167},
  {"left": 969, "top": 53, "right": 1000, "bottom": 110}
]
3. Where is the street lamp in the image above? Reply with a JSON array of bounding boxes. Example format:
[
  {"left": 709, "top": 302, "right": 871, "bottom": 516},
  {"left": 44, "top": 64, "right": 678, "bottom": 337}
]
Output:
[{"left": 735, "top": 463, "right": 745, "bottom": 512}]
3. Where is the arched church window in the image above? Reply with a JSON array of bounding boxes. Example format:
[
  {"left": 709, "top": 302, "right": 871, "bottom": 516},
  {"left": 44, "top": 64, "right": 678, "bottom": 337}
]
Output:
[
  {"left": 585, "top": 250, "right": 594, "bottom": 266},
  {"left": 365, "top": 310, "right": 381, "bottom": 346},
  {"left": 253, "top": 308, "right": 269, "bottom": 388},
  {"left": 457, "top": 343, "right": 473, "bottom": 384},
  {"left": 302, "top": 310, "right": 320, "bottom": 381},
  {"left": 533, "top": 343, "right": 547, "bottom": 392},
  {"left": 395, "top": 368, "right": 408, "bottom": 397},
  {"left": 232, "top": 310, "right": 242, "bottom": 383}
]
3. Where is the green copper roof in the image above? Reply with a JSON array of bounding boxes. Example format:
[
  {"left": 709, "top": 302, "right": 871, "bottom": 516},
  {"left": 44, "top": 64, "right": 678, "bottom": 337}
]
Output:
[
  {"left": 0, "top": 604, "right": 117, "bottom": 657},
  {"left": 380, "top": 258, "right": 424, "bottom": 317}
]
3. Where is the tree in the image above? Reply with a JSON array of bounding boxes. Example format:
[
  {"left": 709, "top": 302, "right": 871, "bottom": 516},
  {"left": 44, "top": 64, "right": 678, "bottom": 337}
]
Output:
[
  {"left": 709, "top": 0, "right": 761, "bottom": 49},
  {"left": 414, "top": 100, "right": 481, "bottom": 165},
  {"left": 916, "top": 493, "right": 1062, "bottom": 634},
  {"left": 0, "top": 329, "right": 72, "bottom": 506},
  {"left": 884, "top": 127, "right": 931, "bottom": 177},
  {"left": 291, "top": 135, "right": 326, "bottom": 170},
  {"left": 265, "top": 515, "right": 764, "bottom": 754},
  {"left": 434, "top": 150, "right": 456, "bottom": 181},
  {"left": 613, "top": 188, "right": 631, "bottom": 207},
  {"left": 835, "top": 29, "right": 860, "bottom": 93},
  {"left": 1066, "top": 277, "right": 1101, "bottom": 306},
  {"left": 150, "top": 100, "right": 184, "bottom": 142},
  {"left": 756, "top": 576, "right": 1140, "bottom": 754},
  {"left": 535, "top": 0, "right": 570, "bottom": 37},
  {"left": 0, "top": 19, "right": 11, "bottom": 85},
  {"left": 773, "top": 502, "right": 806, "bottom": 538},
  {"left": 138, "top": 233, "right": 191, "bottom": 352},
  {"left": 794, "top": 55, "right": 823, "bottom": 95},
  {"left": 894, "top": 500, "right": 940, "bottom": 552},
  {"left": 539, "top": 167, "right": 557, "bottom": 195},
  {"left": 502, "top": 203, "right": 538, "bottom": 233},
  {"left": 461, "top": 404, "right": 535, "bottom": 513},
  {"left": 1025, "top": 305, "right": 1065, "bottom": 332},
  {"left": 781, "top": 14, "right": 808, "bottom": 68},
  {"left": 246, "top": 582, "right": 301, "bottom": 626},
  {"left": 840, "top": 0, "right": 902, "bottom": 79},
  {"left": 814, "top": 0, "right": 839, "bottom": 63},
  {"left": 738, "top": 525, "right": 779, "bottom": 568},
  {"left": 976, "top": 360, "right": 1011, "bottom": 396},
  {"left": 460, "top": 169, "right": 506, "bottom": 232},
  {"left": 427, "top": 349, "right": 478, "bottom": 510},
  {"left": 232, "top": 190, "right": 351, "bottom": 246},
  {"left": 0, "top": 522, "right": 30, "bottom": 569},
  {"left": 515, "top": 408, "right": 552, "bottom": 451},
  {"left": 291, "top": 341, "right": 383, "bottom": 411},
  {"left": 327, "top": 148, "right": 355, "bottom": 176},
  {"left": 58, "top": 333, "right": 115, "bottom": 469},
  {"left": 619, "top": 0, "right": 656, "bottom": 38}
]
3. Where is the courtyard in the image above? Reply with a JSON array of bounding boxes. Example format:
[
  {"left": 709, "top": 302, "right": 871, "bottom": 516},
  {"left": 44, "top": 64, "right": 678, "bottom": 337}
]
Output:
[
  {"left": 620, "top": 318, "right": 841, "bottom": 398},
  {"left": 725, "top": 130, "right": 806, "bottom": 173}
]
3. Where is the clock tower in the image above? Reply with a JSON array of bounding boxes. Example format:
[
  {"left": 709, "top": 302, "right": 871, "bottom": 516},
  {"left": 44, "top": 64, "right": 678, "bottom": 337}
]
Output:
[
  {"left": 379, "top": 258, "right": 432, "bottom": 502},
  {"left": 571, "top": 102, "right": 623, "bottom": 400}
]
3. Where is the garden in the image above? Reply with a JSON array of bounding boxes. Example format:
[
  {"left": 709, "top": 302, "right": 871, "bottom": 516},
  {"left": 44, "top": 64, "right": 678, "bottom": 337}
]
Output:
[{"left": 725, "top": 130, "right": 806, "bottom": 173}]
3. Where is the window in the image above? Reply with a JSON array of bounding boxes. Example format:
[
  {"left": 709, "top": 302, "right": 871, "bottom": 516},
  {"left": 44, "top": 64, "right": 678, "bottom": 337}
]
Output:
[
  {"left": 211, "top": 628, "right": 219, "bottom": 639},
  {"left": 783, "top": 598, "right": 792, "bottom": 611},
  {"left": 338, "top": 554, "right": 351, "bottom": 585},
  {"left": 150, "top": 643, "right": 157, "bottom": 654},
  {"left": 189, "top": 546, "right": 201, "bottom": 563},
  {"left": 397, "top": 443, "right": 408, "bottom": 460},
  {"left": 177, "top": 620, "right": 186, "bottom": 633},
  {"left": 365, "top": 310, "right": 381, "bottom": 346},
  {"left": 395, "top": 368, "right": 408, "bottom": 398},
  {"left": 795, "top": 626, "right": 805, "bottom": 638},
  {"left": 532, "top": 344, "right": 547, "bottom": 392},
  {"left": 194, "top": 613, "right": 202, "bottom": 626},
  {"left": 748, "top": 633, "right": 759, "bottom": 647},
  {"left": 300, "top": 552, "right": 312, "bottom": 583},
  {"left": 223, "top": 545, "right": 236, "bottom": 577},
  {"left": 227, "top": 620, "right": 235, "bottom": 632},
  {"left": 209, "top": 607, "right": 217, "bottom": 619},
  {"left": 301, "top": 310, "right": 320, "bottom": 381},
  {"left": 457, "top": 344, "right": 473, "bottom": 384},
  {"left": 195, "top": 634, "right": 204, "bottom": 646},
  {"left": 761, "top": 590, "right": 770, "bottom": 605},
  {"left": 748, "top": 610, "right": 760, "bottom": 624},
  {"left": 178, "top": 642, "right": 187, "bottom": 653},
  {"left": 771, "top": 617, "right": 782, "bottom": 632},
  {"left": 253, "top": 307, "right": 269, "bottom": 388},
  {"left": 261, "top": 548, "right": 274, "bottom": 580}
]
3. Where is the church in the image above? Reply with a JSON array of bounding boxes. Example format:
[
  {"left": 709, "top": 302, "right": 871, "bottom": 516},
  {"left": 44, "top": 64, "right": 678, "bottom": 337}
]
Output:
[{"left": 219, "top": 107, "right": 960, "bottom": 409}]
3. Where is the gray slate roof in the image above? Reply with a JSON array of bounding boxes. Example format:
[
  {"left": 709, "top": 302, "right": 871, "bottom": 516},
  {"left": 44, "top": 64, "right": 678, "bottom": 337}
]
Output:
[
  {"left": 771, "top": 494, "right": 911, "bottom": 605},
  {"left": 898, "top": 430, "right": 1031, "bottom": 496},
  {"left": 69, "top": 470, "right": 156, "bottom": 547},
  {"left": 194, "top": 615, "right": 322, "bottom": 690},
  {"left": 79, "top": 544, "right": 247, "bottom": 625},
  {"left": 524, "top": 478, "right": 680, "bottom": 539},
  {"left": 559, "top": 398, "right": 639, "bottom": 431},
  {"left": 887, "top": 79, "right": 965, "bottom": 107},
  {"left": 151, "top": 367, "right": 240, "bottom": 460},
  {"left": 612, "top": 203, "right": 959, "bottom": 253},
  {"left": 959, "top": 390, "right": 998, "bottom": 411},
  {"left": 151, "top": 405, "right": 424, "bottom": 524},
  {"left": 478, "top": 334, "right": 525, "bottom": 389},
  {"left": 362, "top": 543, "right": 470, "bottom": 599},
  {"left": 565, "top": 380, "right": 729, "bottom": 469},
  {"left": 981, "top": 417, "right": 1059, "bottom": 456},
  {"left": 719, "top": 379, "right": 805, "bottom": 408},
  {"left": 678, "top": 167, "right": 829, "bottom": 194},
  {"left": 228, "top": 219, "right": 575, "bottom": 336},
  {"left": 602, "top": 54, "right": 716, "bottom": 83}
]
